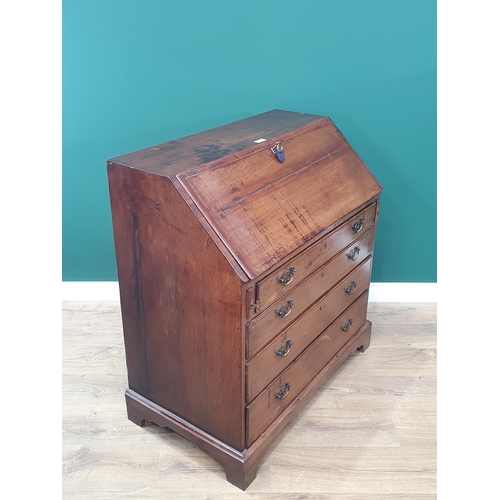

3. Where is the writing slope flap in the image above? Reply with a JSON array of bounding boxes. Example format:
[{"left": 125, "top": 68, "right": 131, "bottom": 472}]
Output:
[{"left": 177, "top": 119, "right": 382, "bottom": 280}]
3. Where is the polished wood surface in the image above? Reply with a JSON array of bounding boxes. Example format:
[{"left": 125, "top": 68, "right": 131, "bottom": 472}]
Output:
[
  {"left": 108, "top": 110, "right": 324, "bottom": 177},
  {"left": 179, "top": 119, "right": 340, "bottom": 204},
  {"left": 178, "top": 119, "right": 381, "bottom": 279},
  {"left": 62, "top": 302, "right": 436, "bottom": 498},
  {"left": 107, "top": 164, "right": 245, "bottom": 450},
  {"left": 247, "top": 229, "right": 376, "bottom": 358},
  {"left": 246, "top": 258, "right": 372, "bottom": 402},
  {"left": 247, "top": 293, "right": 370, "bottom": 446},
  {"left": 106, "top": 110, "right": 383, "bottom": 489},
  {"left": 125, "top": 319, "right": 372, "bottom": 490},
  {"left": 256, "top": 202, "right": 376, "bottom": 311}
]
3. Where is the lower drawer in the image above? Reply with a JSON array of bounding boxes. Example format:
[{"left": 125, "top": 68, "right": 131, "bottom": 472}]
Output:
[
  {"left": 246, "top": 290, "right": 369, "bottom": 446},
  {"left": 246, "top": 257, "right": 372, "bottom": 402}
]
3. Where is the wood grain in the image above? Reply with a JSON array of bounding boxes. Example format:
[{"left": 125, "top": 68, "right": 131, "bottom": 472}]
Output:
[
  {"left": 108, "top": 110, "right": 324, "bottom": 177},
  {"left": 246, "top": 293, "right": 370, "bottom": 446},
  {"left": 178, "top": 119, "right": 381, "bottom": 279},
  {"left": 246, "top": 257, "right": 373, "bottom": 402},
  {"left": 255, "top": 202, "right": 376, "bottom": 311},
  {"left": 105, "top": 110, "right": 384, "bottom": 488},
  {"left": 63, "top": 301, "right": 436, "bottom": 497},
  {"left": 247, "top": 229, "right": 376, "bottom": 358},
  {"left": 107, "top": 164, "right": 245, "bottom": 450}
]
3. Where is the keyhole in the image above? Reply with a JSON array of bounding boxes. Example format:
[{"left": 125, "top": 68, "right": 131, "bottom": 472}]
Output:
[
  {"left": 321, "top": 272, "right": 324, "bottom": 279},
  {"left": 319, "top": 306, "right": 322, "bottom": 312}
]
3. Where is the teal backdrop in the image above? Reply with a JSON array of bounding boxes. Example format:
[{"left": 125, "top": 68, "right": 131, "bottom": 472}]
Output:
[{"left": 63, "top": 0, "right": 436, "bottom": 282}]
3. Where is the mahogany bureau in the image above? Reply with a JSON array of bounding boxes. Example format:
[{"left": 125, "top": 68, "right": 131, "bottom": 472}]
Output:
[{"left": 106, "top": 109, "right": 383, "bottom": 490}]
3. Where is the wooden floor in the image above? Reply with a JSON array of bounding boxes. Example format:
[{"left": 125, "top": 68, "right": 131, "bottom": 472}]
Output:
[{"left": 62, "top": 302, "right": 436, "bottom": 499}]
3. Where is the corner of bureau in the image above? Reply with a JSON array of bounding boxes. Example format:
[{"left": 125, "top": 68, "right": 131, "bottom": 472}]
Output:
[{"left": 106, "top": 109, "right": 383, "bottom": 490}]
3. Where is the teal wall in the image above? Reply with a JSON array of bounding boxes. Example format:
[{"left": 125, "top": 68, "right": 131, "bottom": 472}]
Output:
[{"left": 63, "top": 0, "right": 436, "bottom": 282}]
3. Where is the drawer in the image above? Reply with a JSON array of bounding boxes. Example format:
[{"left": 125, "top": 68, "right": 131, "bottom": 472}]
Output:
[
  {"left": 246, "top": 257, "right": 372, "bottom": 402},
  {"left": 246, "top": 291, "right": 370, "bottom": 446},
  {"left": 246, "top": 227, "right": 376, "bottom": 359},
  {"left": 256, "top": 202, "right": 376, "bottom": 312}
]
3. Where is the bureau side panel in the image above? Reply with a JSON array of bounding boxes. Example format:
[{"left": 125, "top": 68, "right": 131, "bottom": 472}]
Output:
[
  {"left": 107, "top": 163, "right": 151, "bottom": 397},
  {"left": 107, "top": 163, "right": 244, "bottom": 451}
]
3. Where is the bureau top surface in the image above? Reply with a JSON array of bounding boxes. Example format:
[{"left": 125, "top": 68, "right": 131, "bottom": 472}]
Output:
[
  {"left": 108, "top": 110, "right": 323, "bottom": 177},
  {"left": 108, "top": 110, "right": 382, "bottom": 280}
]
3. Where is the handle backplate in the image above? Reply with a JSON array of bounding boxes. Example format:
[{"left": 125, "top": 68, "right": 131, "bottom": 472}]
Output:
[
  {"left": 344, "top": 281, "right": 357, "bottom": 295},
  {"left": 341, "top": 319, "right": 353, "bottom": 332},
  {"left": 278, "top": 267, "right": 296, "bottom": 286},
  {"left": 276, "top": 300, "right": 294, "bottom": 318},
  {"left": 276, "top": 339, "right": 293, "bottom": 357},
  {"left": 275, "top": 382, "right": 292, "bottom": 400},
  {"left": 347, "top": 246, "right": 361, "bottom": 261},
  {"left": 352, "top": 218, "right": 364, "bottom": 233}
]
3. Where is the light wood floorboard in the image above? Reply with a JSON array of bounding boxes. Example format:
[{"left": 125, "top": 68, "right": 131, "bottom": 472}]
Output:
[{"left": 62, "top": 302, "right": 436, "bottom": 499}]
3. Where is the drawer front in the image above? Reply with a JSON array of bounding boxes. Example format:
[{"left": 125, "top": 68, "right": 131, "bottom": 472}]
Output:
[
  {"left": 256, "top": 202, "right": 376, "bottom": 312},
  {"left": 246, "top": 291, "right": 370, "bottom": 446},
  {"left": 247, "top": 227, "right": 376, "bottom": 359},
  {"left": 246, "top": 257, "right": 372, "bottom": 402}
]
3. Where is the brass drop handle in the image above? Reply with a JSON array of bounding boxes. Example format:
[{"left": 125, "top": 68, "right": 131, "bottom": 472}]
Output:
[
  {"left": 347, "top": 246, "right": 361, "bottom": 261},
  {"left": 352, "top": 218, "right": 364, "bottom": 233},
  {"left": 276, "top": 300, "right": 294, "bottom": 318},
  {"left": 276, "top": 339, "right": 293, "bottom": 357},
  {"left": 344, "top": 281, "right": 357, "bottom": 295},
  {"left": 275, "top": 382, "right": 292, "bottom": 400},
  {"left": 341, "top": 319, "right": 353, "bottom": 332},
  {"left": 278, "top": 267, "right": 296, "bottom": 285}
]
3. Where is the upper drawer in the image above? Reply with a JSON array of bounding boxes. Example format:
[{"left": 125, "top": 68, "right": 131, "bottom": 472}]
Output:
[
  {"left": 177, "top": 119, "right": 382, "bottom": 280},
  {"left": 255, "top": 202, "right": 376, "bottom": 312},
  {"left": 246, "top": 227, "right": 376, "bottom": 359}
]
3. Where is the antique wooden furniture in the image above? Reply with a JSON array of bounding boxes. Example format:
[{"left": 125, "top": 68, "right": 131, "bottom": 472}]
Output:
[{"left": 106, "top": 110, "right": 382, "bottom": 490}]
